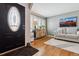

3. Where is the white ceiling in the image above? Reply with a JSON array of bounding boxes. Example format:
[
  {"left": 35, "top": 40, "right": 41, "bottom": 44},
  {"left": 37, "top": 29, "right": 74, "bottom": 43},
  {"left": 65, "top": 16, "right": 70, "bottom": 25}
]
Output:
[{"left": 31, "top": 3, "right": 79, "bottom": 17}]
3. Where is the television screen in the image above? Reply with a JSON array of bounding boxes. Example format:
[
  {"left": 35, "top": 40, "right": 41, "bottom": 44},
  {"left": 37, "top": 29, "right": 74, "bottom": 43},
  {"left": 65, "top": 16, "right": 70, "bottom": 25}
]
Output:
[{"left": 60, "top": 17, "right": 77, "bottom": 27}]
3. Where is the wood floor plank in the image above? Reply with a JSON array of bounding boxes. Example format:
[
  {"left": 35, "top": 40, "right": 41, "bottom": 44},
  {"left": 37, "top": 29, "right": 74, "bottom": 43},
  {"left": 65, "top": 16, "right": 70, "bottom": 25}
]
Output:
[{"left": 32, "top": 36, "right": 79, "bottom": 56}]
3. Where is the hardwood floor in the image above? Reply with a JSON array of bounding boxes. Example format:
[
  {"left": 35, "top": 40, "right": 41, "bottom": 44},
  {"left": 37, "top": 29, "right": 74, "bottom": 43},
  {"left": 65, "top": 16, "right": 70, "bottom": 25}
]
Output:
[
  {"left": 32, "top": 36, "right": 52, "bottom": 48},
  {"left": 31, "top": 36, "right": 79, "bottom": 56}
]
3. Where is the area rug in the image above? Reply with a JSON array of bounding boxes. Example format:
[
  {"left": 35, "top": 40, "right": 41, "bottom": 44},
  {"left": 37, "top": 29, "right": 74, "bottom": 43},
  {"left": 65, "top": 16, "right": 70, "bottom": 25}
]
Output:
[
  {"left": 44, "top": 38, "right": 79, "bottom": 54},
  {"left": 44, "top": 38, "right": 79, "bottom": 48},
  {"left": 2, "top": 46, "right": 39, "bottom": 56}
]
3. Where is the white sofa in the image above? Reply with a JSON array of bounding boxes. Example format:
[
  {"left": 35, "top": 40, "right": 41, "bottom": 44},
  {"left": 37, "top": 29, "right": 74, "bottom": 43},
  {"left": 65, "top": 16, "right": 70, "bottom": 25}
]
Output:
[{"left": 54, "top": 34, "right": 79, "bottom": 42}]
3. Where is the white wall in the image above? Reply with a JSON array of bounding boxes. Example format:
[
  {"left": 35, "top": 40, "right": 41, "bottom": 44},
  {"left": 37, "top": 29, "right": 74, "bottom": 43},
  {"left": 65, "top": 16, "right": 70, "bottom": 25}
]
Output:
[
  {"left": 47, "top": 16, "right": 59, "bottom": 34},
  {"left": 47, "top": 10, "right": 79, "bottom": 35}
]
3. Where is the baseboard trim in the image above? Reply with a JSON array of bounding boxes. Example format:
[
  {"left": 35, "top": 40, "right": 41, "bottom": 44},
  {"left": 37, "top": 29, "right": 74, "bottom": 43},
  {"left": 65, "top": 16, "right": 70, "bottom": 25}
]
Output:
[
  {"left": 55, "top": 38, "right": 79, "bottom": 44},
  {"left": 35, "top": 35, "right": 46, "bottom": 40}
]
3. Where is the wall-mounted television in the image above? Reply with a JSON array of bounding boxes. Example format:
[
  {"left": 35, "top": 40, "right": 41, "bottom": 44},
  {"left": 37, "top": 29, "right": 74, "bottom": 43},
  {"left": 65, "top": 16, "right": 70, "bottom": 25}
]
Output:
[{"left": 60, "top": 17, "right": 77, "bottom": 27}]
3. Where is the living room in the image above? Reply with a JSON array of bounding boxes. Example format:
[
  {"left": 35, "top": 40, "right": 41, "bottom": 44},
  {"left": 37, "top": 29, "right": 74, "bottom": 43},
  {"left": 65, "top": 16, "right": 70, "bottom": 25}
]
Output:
[
  {"left": 0, "top": 0, "right": 79, "bottom": 59},
  {"left": 0, "top": 3, "right": 79, "bottom": 56},
  {"left": 30, "top": 3, "right": 79, "bottom": 56}
]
